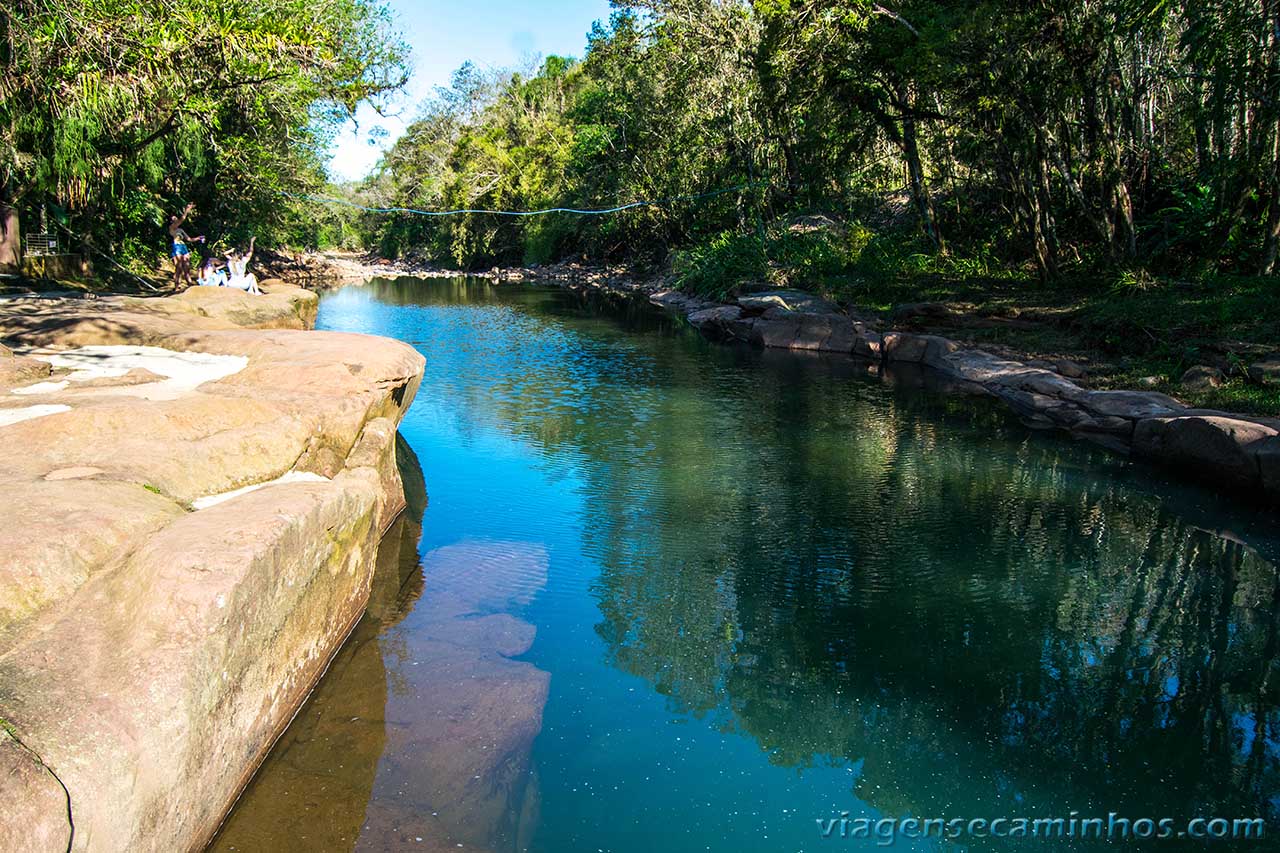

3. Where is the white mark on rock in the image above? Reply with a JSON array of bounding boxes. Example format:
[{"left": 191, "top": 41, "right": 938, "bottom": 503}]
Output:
[
  {"left": 191, "top": 471, "right": 330, "bottom": 510},
  {"left": 0, "top": 404, "right": 72, "bottom": 427},
  {"left": 28, "top": 345, "right": 248, "bottom": 400},
  {"left": 11, "top": 379, "right": 70, "bottom": 395}
]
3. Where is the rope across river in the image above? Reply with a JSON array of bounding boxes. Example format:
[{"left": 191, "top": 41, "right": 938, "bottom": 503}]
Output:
[{"left": 279, "top": 182, "right": 764, "bottom": 218}]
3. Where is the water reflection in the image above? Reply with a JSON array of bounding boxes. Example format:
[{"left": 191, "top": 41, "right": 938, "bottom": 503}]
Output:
[
  {"left": 211, "top": 439, "right": 551, "bottom": 852},
  {"left": 216, "top": 277, "right": 1280, "bottom": 852}
]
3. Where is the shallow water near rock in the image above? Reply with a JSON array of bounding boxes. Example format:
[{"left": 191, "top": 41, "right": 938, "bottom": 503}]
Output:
[{"left": 211, "top": 276, "right": 1280, "bottom": 852}]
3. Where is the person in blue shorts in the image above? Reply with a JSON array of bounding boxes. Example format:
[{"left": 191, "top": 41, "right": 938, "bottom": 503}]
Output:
[{"left": 168, "top": 202, "right": 206, "bottom": 288}]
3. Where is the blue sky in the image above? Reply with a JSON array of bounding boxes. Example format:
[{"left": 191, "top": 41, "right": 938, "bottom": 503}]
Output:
[{"left": 327, "top": 0, "right": 614, "bottom": 181}]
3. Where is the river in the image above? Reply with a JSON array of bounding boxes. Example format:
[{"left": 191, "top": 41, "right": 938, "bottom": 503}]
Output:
[{"left": 211, "top": 276, "right": 1280, "bottom": 851}]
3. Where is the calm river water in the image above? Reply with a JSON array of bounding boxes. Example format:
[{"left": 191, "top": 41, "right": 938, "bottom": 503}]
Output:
[{"left": 212, "top": 277, "right": 1280, "bottom": 851}]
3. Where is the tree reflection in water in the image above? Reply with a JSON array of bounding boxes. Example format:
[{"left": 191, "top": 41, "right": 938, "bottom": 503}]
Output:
[{"left": 217, "top": 277, "right": 1280, "bottom": 852}]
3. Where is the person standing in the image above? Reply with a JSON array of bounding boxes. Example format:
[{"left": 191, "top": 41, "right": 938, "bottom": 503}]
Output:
[{"left": 168, "top": 202, "right": 205, "bottom": 288}]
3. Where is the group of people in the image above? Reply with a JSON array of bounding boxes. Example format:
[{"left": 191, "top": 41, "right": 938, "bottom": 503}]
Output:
[{"left": 168, "top": 203, "right": 263, "bottom": 294}]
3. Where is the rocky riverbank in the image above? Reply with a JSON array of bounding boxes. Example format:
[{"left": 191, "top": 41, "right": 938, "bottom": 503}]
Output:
[
  {"left": 308, "top": 254, "right": 1280, "bottom": 502},
  {"left": 430, "top": 262, "right": 1273, "bottom": 504},
  {"left": 0, "top": 281, "right": 425, "bottom": 851},
  {"left": 649, "top": 287, "right": 1279, "bottom": 503}
]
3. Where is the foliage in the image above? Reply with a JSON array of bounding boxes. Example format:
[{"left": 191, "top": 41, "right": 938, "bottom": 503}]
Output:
[
  {"left": 357, "top": 0, "right": 1279, "bottom": 287},
  {"left": 672, "top": 231, "right": 768, "bottom": 298},
  {"left": 0, "top": 0, "right": 408, "bottom": 273}
]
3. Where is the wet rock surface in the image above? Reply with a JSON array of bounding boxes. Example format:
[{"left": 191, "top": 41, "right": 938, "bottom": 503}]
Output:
[{"left": 0, "top": 285, "right": 425, "bottom": 852}]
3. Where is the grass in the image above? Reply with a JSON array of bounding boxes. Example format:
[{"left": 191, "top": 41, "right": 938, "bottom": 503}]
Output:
[
  {"left": 833, "top": 270, "right": 1280, "bottom": 416},
  {"left": 669, "top": 222, "right": 1280, "bottom": 416}
]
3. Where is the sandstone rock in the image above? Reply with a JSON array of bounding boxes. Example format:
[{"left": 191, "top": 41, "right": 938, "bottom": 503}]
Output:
[
  {"left": 0, "top": 286, "right": 318, "bottom": 349},
  {"left": 790, "top": 313, "right": 848, "bottom": 351},
  {"left": 1055, "top": 359, "right": 1088, "bottom": 379},
  {"left": 0, "top": 475, "right": 384, "bottom": 853},
  {"left": 0, "top": 731, "right": 71, "bottom": 853},
  {"left": 0, "top": 348, "right": 51, "bottom": 391},
  {"left": 1258, "top": 438, "right": 1280, "bottom": 499},
  {"left": 687, "top": 305, "right": 742, "bottom": 329},
  {"left": 1078, "top": 390, "right": 1185, "bottom": 420},
  {"left": 820, "top": 319, "right": 857, "bottom": 354},
  {"left": 1028, "top": 357, "right": 1088, "bottom": 379},
  {"left": 1248, "top": 356, "right": 1280, "bottom": 386},
  {"left": 172, "top": 283, "right": 317, "bottom": 330},
  {"left": 71, "top": 366, "right": 166, "bottom": 388},
  {"left": 852, "top": 327, "right": 883, "bottom": 360},
  {"left": 1181, "top": 364, "right": 1226, "bottom": 390},
  {"left": 882, "top": 332, "right": 958, "bottom": 366},
  {"left": 0, "top": 285, "right": 425, "bottom": 852},
  {"left": 0, "top": 480, "right": 184, "bottom": 645},
  {"left": 1133, "top": 415, "right": 1277, "bottom": 489},
  {"left": 750, "top": 313, "right": 802, "bottom": 349},
  {"left": 737, "top": 289, "right": 840, "bottom": 316},
  {"left": 1137, "top": 375, "right": 1162, "bottom": 388}
]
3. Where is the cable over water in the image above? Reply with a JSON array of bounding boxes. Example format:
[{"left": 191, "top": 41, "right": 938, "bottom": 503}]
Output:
[{"left": 280, "top": 182, "right": 763, "bottom": 217}]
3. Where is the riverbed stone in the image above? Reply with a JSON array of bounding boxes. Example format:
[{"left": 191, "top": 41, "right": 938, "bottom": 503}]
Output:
[
  {"left": 0, "top": 286, "right": 424, "bottom": 852},
  {"left": 1133, "top": 415, "right": 1277, "bottom": 488}
]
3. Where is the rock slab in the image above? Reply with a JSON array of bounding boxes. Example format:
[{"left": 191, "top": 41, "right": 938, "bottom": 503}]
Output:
[{"left": 0, "top": 285, "right": 426, "bottom": 852}]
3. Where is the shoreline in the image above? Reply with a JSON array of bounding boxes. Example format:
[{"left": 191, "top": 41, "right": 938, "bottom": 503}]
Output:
[
  {"left": 323, "top": 255, "right": 1279, "bottom": 504},
  {"left": 0, "top": 282, "right": 425, "bottom": 851}
]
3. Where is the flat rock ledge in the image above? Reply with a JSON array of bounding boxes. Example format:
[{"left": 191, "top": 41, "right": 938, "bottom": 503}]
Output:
[
  {"left": 672, "top": 290, "right": 1280, "bottom": 503},
  {"left": 0, "top": 283, "right": 425, "bottom": 852}
]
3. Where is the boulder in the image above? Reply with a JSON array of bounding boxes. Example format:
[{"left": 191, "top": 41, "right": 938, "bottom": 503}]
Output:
[
  {"left": 686, "top": 305, "right": 748, "bottom": 342},
  {"left": 882, "top": 332, "right": 958, "bottom": 366},
  {"left": 737, "top": 289, "right": 841, "bottom": 316},
  {"left": 888, "top": 301, "right": 954, "bottom": 324},
  {"left": 1258, "top": 438, "right": 1280, "bottom": 499},
  {"left": 1054, "top": 359, "right": 1088, "bottom": 379},
  {"left": 0, "top": 351, "right": 51, "bottom": 392},
  {"left": 1078, "top": 390, "right": 1185, "bottom": 420},
  {"left": 851, "top": 325, "right": 884, "bottom": 360},
  {"left": 1133, "top": 415, "right": 1277, "bottom": 489},
  {"left": 1248, "top": 356, "right": 1280, "bottom": 386},
  {"left": 749, "top": 313, "right": 803, "bottom": 349},
  {"left": 1181, "top": 365, "right": 1225, "bottom": 390}
]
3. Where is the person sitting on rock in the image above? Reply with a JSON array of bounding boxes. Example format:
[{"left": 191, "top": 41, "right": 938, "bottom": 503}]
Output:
[
  {"left": 168, "top": 203, "right": 206, "bottom": 288},
  {"left": 197, "top": 256, "right": 229, "bottom": 287},
  {"left": 225, "top": 237, "right": 262, "bottom": 295}
]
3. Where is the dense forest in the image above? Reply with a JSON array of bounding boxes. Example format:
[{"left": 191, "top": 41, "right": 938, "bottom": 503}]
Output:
[
  {"left": 0, "top": 0, "right": 408, "bottom": 271},
  {"left": 3, "top": 0, "right": 1278, "bottom": 297},
  {"left": 332, "top": 0, "right": 1280, "bottom": 294}
]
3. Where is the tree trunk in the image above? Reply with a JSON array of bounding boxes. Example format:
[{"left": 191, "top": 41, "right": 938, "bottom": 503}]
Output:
[
  {"left": 0, "top": 204, "right": 19, "bottom": 274},
  {"left": 898, "top": 83, "right": 944, "bottom": 254}
]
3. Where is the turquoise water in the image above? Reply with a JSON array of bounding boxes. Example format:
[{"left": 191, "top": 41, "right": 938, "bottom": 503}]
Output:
[{"left": 212, "top": 277, "right": 1280, "bottom": 851}]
